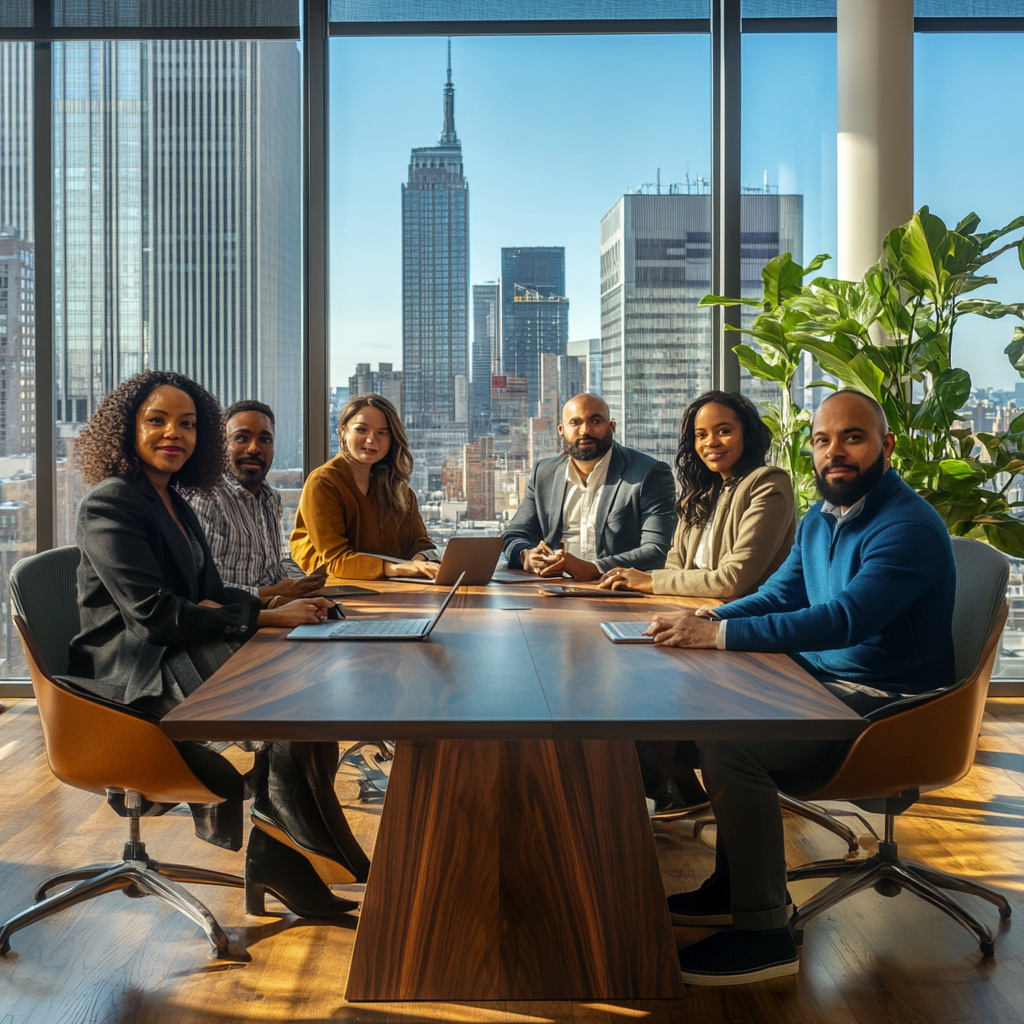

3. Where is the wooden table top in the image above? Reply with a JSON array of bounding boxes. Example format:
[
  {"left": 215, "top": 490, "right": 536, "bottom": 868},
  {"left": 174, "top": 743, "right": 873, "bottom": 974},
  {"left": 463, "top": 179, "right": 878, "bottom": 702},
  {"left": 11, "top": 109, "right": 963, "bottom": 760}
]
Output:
[{"left": 160, "top": 580, "right": 864, "bottom": 744}]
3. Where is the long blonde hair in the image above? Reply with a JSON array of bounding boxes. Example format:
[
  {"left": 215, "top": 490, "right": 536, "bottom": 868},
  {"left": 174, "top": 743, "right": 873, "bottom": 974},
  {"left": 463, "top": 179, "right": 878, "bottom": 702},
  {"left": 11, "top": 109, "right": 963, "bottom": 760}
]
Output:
[{"left": 337, "top": 393, "right": 414, "bottom": 523}]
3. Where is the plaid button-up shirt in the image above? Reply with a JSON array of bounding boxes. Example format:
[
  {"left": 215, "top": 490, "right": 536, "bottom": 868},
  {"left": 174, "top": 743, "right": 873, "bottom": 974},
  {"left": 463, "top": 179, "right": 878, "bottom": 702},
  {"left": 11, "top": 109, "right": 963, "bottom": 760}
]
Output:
[{"left": 190, "top": 475, "right": 304, "bottom": 594}]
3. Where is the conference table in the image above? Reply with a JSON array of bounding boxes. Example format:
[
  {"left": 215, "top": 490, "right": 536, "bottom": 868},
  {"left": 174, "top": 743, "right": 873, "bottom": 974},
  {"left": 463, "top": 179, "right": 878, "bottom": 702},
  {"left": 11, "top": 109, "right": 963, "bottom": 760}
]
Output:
[{"left": 161, "top": 580, "right": 864, "bottom": 1002}]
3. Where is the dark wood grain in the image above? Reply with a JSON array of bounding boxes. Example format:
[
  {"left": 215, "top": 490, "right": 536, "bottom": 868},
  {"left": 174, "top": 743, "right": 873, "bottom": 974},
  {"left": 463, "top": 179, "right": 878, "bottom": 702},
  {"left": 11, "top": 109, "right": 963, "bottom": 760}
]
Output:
[
  {"left": 162, "top": 590, "right": 862, "bottom": 744},
  {"left": 161, "top": 602, "right": 553, "bottom": 742},
  {"left": 346, "top": 738, "right": 682, "bottom": 1002},
  {"left": 346, "top": 739, "right": 502, "bottom": 1001},
  {"left": 516, "top": 606, "right": 865, "bottom": 741}
]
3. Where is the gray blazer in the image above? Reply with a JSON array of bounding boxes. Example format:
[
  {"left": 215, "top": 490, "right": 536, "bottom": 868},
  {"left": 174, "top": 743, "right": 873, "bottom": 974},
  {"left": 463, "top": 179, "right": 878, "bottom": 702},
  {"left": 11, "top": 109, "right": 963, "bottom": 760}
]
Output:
[{"left": 502, "top": 442, "right": 676, "bottom": 573}]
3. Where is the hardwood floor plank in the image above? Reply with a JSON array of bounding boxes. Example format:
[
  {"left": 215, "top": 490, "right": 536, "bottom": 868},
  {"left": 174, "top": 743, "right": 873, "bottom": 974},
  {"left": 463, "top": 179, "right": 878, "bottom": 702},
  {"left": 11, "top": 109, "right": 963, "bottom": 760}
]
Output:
[{"left": 1, "top": 700, "right": 1023, "bottom": 1022}]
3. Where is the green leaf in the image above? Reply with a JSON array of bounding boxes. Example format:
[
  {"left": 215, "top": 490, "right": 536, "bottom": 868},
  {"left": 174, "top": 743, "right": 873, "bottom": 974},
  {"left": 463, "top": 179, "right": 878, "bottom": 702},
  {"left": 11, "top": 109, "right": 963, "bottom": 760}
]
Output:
[
  {"left": 911, "top": 368, "right": 972, "bottom": 431},
  {"left": 698, "top": 294, "right": 763, "bottom": 308},
  {"left": 1020, "top": 237, "right": 1024, "bottom": 273},
  {"left": 974, "top": 215, "right": 1024, "bottom": 253},
  {"left": 732, "top": 343, "right": 789, "bottom": 383},
  {"left": 761, "top": 253, "right": 805, "bottom": 308},
  {"left": 1005, "top": 326, "right": 1024, "bottom": 378},
  {"left": 899, "top": 208, "right": 951, "bottom": 300},
  {"left": 957, "top": 299, "right": 1024, "bottom": 320},
  {"left": 1010, "top": 410, "right": 1024, "bottom": 434},
  {"left": 981, "top": 520, "right": 1024, "bottom": 558},
  {"left": 955, "top": 212, "right": 981, "bottom": 236},
  {"left": 802, "top": 253, "right": 832, "bottom": 276}
]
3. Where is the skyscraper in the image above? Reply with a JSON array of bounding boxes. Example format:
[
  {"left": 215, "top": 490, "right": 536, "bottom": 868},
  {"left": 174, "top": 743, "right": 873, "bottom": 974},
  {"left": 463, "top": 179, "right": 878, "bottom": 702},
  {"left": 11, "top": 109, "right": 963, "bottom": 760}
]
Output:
[
  {"left": 46, "top": 40, "right": 303, "bottom": 470},
  {"left": 470, "top": 281, "right": 498, "bottom": 440},
  {"left": 499, "top": 246, "right": 568, "bottom": 416},
  {"left": 0, "top": 232, "right": 34, "bottom": 458},
  {"left": 401, "top": 42, "right": 469, "bottom": 442},
  {"left": 599, "top": 191, "right": 802, "bottom": 463}
]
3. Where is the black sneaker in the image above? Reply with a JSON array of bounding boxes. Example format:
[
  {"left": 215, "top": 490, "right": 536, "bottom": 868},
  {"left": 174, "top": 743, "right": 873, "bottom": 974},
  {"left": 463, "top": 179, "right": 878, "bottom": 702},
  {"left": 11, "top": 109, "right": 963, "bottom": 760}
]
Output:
[
  {"left": 668, "top": 882, "right": 795, "bottom": 927},
  {"left": 678, "top": 927, "right": 799, "bottom": 986},
  {"left": 667, "top": 875, "right": 731, "bottom": 926}
]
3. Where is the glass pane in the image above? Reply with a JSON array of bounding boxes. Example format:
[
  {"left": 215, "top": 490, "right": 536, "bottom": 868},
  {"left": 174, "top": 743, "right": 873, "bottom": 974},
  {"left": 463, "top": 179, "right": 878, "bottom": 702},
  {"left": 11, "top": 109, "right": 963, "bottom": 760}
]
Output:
[
  {"left": 916, "top": 31, "right": 1024, "bottom": 680},
  {"left": 52, "top": 1, "right": 300, "bottom": 29},
  {"left": 740, "top": 30, "right": 837, "bottom": 411},
  {"left": 330, "top": 1, "right": 710, "bottom": 23},
  {"left": 0, "top": 42, "right": 35, "bottom": 678},
  {"left": 52, "top": 39, "right": 304, "bottom": 551},
  {"left": 330, "top": 34, "right": 711, "bottom": 543}
]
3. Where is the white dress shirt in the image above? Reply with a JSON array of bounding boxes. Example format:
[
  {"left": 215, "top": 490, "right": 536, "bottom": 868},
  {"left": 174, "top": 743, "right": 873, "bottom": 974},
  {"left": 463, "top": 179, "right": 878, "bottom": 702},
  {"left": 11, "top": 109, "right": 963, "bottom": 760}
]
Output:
[{"left": 561, "top": 447, "right": 613, "bottom": 563}]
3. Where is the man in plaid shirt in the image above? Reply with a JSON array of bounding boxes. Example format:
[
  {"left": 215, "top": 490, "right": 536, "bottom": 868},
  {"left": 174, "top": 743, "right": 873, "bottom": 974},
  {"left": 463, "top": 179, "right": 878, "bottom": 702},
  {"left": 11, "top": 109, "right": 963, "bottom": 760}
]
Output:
[{"left": 190, "top": 400, "right": 324, "bottom": 602}]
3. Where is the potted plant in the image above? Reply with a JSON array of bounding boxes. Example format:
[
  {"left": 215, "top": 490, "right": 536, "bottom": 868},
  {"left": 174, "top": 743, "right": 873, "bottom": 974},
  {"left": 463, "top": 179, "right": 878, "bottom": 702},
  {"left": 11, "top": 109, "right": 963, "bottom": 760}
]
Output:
[{"left": 701, "top": 207, "right": 1024, "bottom": 553}]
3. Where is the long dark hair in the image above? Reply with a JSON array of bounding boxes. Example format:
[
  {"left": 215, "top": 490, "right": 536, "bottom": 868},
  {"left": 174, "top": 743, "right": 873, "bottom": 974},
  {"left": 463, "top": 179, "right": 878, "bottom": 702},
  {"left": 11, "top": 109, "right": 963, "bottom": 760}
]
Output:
[
  {"left": 675, "top": 390, "right": 773, "bottom": 526},
  {"left": 76, "top": 370, "right": 226, "bottom": 496},
  {"left": 337, "top": 393, "right": 414, "bottom": 524}
]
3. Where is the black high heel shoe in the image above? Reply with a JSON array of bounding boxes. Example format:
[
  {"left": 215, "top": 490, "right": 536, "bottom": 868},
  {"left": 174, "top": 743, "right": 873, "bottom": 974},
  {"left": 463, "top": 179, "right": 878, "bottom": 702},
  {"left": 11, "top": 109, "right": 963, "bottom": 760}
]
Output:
[
  {"left": 251, "top": 742, "right": 369, "bottom": 885},
  {"left": 245, "top": 827, "right": 359, "bottom": 919}
]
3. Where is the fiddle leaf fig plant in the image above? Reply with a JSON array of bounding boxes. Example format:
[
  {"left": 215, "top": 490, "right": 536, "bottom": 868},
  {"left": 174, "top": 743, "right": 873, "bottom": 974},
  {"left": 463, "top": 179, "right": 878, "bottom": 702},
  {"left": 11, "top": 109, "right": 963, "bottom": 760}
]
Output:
[{"left": 702, "top": 207, "right": 1024, "bottom": 556}]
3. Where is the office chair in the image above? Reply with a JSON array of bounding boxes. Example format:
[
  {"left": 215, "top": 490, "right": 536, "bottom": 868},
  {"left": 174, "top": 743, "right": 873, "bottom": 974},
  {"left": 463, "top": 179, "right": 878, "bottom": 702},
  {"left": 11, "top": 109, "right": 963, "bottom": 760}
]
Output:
[
  {"left": 783, "top": 537, "right": 1012, "bottom": 958},
  {"left": 0, "top": 547, "right": 249, "bottom": 963}
]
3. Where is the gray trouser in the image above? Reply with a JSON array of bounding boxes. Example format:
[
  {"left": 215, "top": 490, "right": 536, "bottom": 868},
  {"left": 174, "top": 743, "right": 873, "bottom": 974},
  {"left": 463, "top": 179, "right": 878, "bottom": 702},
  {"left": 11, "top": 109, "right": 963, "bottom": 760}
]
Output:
[{"left": 697, "top": 672, "right": 904, "bottom": 931}]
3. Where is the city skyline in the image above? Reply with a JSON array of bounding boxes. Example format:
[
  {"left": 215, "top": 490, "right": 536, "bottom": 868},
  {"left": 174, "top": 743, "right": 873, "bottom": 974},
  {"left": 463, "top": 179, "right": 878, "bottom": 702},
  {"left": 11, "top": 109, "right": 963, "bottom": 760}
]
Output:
[{"left": 330, "top": 33, "right": 1024, "bottom": 395}]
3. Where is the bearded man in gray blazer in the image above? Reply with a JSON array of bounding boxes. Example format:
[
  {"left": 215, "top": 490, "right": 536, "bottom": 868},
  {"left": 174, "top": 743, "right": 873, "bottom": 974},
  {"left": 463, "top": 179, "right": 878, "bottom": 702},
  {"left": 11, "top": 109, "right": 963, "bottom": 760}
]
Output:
[{"left": 502, "top": 394, "right": 676, "bottom": 581}]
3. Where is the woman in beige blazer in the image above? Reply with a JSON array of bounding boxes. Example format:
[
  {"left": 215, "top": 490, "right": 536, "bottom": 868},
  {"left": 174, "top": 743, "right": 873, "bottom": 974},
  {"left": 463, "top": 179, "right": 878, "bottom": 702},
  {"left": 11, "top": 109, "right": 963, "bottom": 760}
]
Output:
[
  {"left": 599, "top": 390, "right": 796, "bottom": 813},
  {"left": 599, "top": 390, "right": 795, "bottom": 597}
]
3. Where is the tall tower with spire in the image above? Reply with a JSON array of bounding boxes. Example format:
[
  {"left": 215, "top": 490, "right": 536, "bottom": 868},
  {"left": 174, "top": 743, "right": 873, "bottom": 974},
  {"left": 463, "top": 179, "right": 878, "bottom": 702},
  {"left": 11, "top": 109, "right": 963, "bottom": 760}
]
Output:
[{"left": 401, "top": 41, "right": 469, "bottom": 487}]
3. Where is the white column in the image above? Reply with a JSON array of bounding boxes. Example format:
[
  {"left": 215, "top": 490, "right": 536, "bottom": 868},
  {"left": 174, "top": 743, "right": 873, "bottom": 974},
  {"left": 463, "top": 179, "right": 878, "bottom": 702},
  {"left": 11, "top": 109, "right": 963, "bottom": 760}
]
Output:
[{"left": 837, "top": 0, "right": 915, "bottom": 281}]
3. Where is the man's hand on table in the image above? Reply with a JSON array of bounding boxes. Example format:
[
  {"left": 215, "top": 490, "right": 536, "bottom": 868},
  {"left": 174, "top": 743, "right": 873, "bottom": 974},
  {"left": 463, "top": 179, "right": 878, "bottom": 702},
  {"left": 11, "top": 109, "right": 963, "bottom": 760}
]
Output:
[
  {"left": 523, "top": 541, "right": 602, "bottom": 582},
  {"left": 644, "top": 608, "right": 720, "bottom": 648},
  {"left": 260, "top": 573, "right": 328, "bottom": 600}
]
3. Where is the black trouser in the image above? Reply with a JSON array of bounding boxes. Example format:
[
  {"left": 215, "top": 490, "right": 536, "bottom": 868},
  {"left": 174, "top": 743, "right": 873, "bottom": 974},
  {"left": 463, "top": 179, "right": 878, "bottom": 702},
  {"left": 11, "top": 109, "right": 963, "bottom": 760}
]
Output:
[{"left": 695, "top": 661, "right": 906, "bottom": 930}]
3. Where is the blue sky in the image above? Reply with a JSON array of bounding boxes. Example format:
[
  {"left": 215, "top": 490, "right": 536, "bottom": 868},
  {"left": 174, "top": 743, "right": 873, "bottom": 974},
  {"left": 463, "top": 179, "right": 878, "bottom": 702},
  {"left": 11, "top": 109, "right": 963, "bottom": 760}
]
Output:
[{"left": 329, "top": 31, "right": 1024, "bottom": 393}]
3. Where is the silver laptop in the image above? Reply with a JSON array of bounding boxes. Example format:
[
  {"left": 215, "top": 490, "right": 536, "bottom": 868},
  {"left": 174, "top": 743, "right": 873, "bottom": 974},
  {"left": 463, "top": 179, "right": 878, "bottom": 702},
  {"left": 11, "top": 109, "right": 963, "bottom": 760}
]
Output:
[
  {"left": 288, "top": 574, "right": 465, "bottom": 641},
  {"left": 406, "top": 536, "right": 506, "bottom": 586},
  {"left": 600, "top": 621, "right": 654, "bottom": 644}
]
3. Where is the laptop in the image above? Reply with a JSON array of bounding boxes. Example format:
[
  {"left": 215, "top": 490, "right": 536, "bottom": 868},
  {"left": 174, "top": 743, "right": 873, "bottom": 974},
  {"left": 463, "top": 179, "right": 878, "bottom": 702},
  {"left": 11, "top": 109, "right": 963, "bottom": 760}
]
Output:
[
  {"left": 600, "top": 620, "right": 655, "bottom": 643},
  {"left": 288, "top": 573, "right": 465, "bottom": 641},
  {"left": 405, "top": 536, "right": 506, "bottom": 586}
]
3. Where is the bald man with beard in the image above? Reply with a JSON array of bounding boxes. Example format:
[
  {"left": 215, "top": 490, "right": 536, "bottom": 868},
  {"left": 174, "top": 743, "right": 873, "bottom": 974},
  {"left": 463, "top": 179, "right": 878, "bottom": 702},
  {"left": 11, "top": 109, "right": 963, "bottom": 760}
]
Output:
[{"left": 501, "top": 393, "right": 676, "bottom": 581}]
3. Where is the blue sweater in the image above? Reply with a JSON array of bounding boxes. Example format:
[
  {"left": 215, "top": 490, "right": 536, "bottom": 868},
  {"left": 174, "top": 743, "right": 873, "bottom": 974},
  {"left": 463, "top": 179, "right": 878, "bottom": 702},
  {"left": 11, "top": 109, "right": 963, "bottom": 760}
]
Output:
[{"left": 717, "top": 469, "right": 955, "bottom": 694}]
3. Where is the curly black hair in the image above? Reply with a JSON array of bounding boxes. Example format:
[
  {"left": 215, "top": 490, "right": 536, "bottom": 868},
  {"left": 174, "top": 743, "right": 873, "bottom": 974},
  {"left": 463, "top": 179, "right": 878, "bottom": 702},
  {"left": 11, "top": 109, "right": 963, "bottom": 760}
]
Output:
[
  {"left": 76, "top": 370, "right": 227, "bottom": 496},
  {"left": 675, "top": 390, "right": 774, "bottom": 527}
]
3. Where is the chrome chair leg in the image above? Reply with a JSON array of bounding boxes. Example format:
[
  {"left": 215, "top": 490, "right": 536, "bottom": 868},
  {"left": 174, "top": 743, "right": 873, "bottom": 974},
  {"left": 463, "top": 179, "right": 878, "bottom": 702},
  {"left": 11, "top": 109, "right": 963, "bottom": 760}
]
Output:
[
  {"left": 149, "top": 862, "right": 245, "bottom": 889},
  {"left": 884, "top": 862, "right": 995, "bottom": 956},
  {"left": 34, "top": 862, "right": 124, "bottom": 901},
  {"left": 787, "top": 812, "right": 1006, "bottom": 958},
  {"left": 131, "top": 866, "right": 249, "bottom": 962},
  {"left": 1, "top": 867, "right": 135, "bottom": 954},
  {"left": 779, "top": 793, "right": 861, "bottom": 855},
  {"left": 910, "top": 862, "right": 1012, "bottom": 918}
]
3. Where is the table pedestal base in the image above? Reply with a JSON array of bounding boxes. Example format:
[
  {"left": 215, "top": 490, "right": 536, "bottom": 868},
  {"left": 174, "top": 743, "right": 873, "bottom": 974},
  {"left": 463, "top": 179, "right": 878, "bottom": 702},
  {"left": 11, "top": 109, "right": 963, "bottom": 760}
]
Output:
[{"left": 345, "top": 738, "right": 683, "bottom": 1001}]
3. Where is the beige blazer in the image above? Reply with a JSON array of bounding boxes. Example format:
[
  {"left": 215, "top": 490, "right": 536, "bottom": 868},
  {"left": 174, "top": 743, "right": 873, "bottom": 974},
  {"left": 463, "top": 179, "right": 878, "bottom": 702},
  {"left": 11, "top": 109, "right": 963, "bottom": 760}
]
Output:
[{"left": 649, "top": 465, "right": 796, "bottom": 600}]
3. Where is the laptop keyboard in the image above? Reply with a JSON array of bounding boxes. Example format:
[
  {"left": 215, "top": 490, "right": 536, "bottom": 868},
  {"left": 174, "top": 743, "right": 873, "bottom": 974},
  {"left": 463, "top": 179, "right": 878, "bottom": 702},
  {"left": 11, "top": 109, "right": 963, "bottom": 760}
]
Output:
[{"left": 329, "top": 618, "right": 426, "bottom": 637}]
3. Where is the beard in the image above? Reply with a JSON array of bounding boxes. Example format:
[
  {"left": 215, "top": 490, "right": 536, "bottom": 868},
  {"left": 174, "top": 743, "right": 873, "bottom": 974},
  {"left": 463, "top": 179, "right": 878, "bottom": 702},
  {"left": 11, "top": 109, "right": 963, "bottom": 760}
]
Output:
[
  {"left": 231, "top": 457, "right": 269, "bottom": 488},
  {"left": 563, "top": 433, "right": 614, "bottom": 462},
  {"left": 814, "top": 449, "right": 886, "bottom": 507}
]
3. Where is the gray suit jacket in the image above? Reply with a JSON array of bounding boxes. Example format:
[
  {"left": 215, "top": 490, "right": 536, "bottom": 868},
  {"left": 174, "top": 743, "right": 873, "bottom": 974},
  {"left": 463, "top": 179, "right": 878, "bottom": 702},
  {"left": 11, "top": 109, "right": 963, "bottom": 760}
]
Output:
[{"left": 501, "top": 442, "right": 676, "bottom": 573}]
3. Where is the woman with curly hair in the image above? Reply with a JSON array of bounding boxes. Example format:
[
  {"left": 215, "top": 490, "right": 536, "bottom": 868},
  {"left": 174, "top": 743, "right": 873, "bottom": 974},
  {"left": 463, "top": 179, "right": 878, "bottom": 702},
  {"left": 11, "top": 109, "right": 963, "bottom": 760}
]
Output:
[
  {"left": 67, "top": 370, "right": 369, "bottom": 918},
  {"left": 598, "top": 390, "right": 797, "bottom": 815},
  {"left": 290, "top": 393, "right": 439, "bottom": 580}
]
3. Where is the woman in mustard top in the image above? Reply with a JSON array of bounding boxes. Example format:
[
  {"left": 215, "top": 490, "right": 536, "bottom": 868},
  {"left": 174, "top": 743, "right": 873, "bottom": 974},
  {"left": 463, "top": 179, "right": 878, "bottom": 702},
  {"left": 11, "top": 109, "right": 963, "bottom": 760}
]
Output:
[{"left": 291, "top": 394, "right": 440, "bottom": 581}]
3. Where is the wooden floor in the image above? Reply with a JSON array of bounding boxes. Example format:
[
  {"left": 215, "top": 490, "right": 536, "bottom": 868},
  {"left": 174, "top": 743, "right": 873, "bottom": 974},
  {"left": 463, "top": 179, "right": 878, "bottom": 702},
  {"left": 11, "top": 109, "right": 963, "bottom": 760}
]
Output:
[{"left": 1, "top": 698, "right": 1022, "bottom": 1024}]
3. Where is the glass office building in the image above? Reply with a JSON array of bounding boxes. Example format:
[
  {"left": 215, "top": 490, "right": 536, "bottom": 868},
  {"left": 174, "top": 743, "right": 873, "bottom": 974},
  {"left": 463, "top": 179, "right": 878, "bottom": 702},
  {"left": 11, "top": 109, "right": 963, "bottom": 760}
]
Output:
[
  {"left": 600, "top": 189, "right": 800, "bottom": 463},
  {"left": 499, "top": 246, "right": 569, "bottom": 416},
  {"left": 470, "top": 281, "right": 498, "bottom": 441}
]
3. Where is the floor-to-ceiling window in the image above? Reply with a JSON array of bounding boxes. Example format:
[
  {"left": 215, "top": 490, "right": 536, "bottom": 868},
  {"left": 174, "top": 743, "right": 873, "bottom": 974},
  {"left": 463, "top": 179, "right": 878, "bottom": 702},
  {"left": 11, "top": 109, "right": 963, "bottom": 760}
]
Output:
[
  {"left": 329, "top": 19, "right": 712, "bottom": 544},
  {"left": 916, "top": 28, "right": 1024, "bottom": 680},
  {"left": 0, "top": 41, "right": 34, "bottom": 678}
]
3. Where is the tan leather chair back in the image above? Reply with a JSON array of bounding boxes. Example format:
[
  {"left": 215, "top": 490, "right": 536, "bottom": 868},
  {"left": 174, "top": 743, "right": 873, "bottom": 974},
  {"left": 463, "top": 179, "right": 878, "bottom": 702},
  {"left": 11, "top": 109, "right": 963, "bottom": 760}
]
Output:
[
  {"left": 15, "top": 615, "right": 223, "bottom": 806},
  {"left": 805, "top": 604, "right": 1006, "bottom": 803}
]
